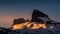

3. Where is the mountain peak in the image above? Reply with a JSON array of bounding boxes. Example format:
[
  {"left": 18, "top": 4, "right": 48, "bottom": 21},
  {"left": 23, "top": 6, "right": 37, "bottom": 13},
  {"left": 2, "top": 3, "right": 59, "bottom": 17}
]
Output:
[
  {"left": 31, "top": 9, "right": 49, "bottom": 22},
  {"left": 33, "top": 9, "right": 48, "bottom": 17}
]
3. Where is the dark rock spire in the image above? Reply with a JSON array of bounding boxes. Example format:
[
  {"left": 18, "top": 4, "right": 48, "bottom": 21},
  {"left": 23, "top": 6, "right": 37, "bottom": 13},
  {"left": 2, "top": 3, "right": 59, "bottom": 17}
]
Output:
[{"left": 31, "top": 9, "right": 49, "bottom": 23}]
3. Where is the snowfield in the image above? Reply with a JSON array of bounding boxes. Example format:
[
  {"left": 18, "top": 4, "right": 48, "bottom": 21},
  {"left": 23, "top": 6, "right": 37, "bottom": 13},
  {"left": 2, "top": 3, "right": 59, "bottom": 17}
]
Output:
[{"left": 7, "top": 26, "right": 60, "bottom": 34}]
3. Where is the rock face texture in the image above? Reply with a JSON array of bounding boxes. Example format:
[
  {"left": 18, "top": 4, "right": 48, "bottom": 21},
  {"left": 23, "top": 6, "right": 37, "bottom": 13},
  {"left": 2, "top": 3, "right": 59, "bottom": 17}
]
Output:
[
  {"left": 12, "top": 9, "right": 52, "bottom": 25},
  {"left": 0, "top": 9, "right": 60, "bottom": 34},
  {"left": 13, "top": 18, "right": 25, "bottom": 25},
  {"left": 31, "top": 9, "right": 50, "bottom": 23}
]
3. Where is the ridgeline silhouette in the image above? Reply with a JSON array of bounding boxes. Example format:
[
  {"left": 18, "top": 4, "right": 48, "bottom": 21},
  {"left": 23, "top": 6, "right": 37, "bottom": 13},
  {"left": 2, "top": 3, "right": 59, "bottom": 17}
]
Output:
[{"left": 0, "top": 9, "right": 60, "bottom": 34}]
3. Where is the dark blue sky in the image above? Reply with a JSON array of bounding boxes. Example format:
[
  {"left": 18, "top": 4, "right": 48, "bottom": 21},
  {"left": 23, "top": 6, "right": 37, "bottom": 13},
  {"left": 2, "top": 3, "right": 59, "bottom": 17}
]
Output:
[{"left": 0, "top": 0, "right": 60, "bottom": 27}]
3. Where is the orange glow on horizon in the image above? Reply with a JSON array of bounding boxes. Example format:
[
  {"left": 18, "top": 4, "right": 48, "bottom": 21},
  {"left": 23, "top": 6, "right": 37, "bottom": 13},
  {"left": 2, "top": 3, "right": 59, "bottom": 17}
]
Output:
[{"left": 12, "top": 22, "right": 46, "bottom": 30}]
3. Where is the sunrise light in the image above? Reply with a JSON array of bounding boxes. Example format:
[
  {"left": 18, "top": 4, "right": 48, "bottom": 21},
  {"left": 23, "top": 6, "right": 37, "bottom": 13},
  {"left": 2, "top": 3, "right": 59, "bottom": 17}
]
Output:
[{"left": 12, "top": 22, "right": 46, "bottom": 30}]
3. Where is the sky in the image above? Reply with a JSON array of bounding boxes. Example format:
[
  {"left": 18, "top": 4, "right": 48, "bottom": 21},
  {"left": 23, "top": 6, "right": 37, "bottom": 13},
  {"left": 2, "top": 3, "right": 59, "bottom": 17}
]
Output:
[{"left": 0, "top": 0, "right": 60, "bottom": 28}]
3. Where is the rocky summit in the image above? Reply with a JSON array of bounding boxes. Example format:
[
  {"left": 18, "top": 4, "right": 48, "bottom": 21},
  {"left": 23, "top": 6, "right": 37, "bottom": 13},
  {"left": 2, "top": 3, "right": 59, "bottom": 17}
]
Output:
[{"left": 0, "top": 9, "right": 60, "bottom": 34}]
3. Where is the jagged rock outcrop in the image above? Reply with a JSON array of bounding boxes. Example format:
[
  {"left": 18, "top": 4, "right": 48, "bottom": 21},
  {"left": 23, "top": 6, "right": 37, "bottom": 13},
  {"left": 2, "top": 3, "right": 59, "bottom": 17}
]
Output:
[
  {"left": 0, "top": 27, "right": 12, "bottom": 34},
  {"left": 31, "top": 9, "right": 51, "bottom": 23},
  {"left": 12, "top": 9, "right": 53, "bottom": 25},
  {"left": 0, "top": 9, "right": 60, "bottom": 34},
  {"left": 13, "top": 18, "right": 25, "bottom": 25},
  {"left": 12, "top": 18, "right": 29, "bottom": 25}
]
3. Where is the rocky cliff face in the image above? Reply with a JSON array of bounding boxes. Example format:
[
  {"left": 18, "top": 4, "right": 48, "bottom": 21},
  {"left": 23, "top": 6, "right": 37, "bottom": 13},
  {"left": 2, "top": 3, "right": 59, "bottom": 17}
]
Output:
[
  {"left": 13, "top": 9, "right": 52, "bottom": 25},
  {"left": 12, "top": 18, "right": 26, "bottom": 25},
  {"left": 12, "top": 9, "right": 60, "bottom": 27},
  {"left": 31, "top": 9, "right": 52, "bottom": 24},
  {"left": 0, "top": 9, "right": 60, "bottom": 34}
]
